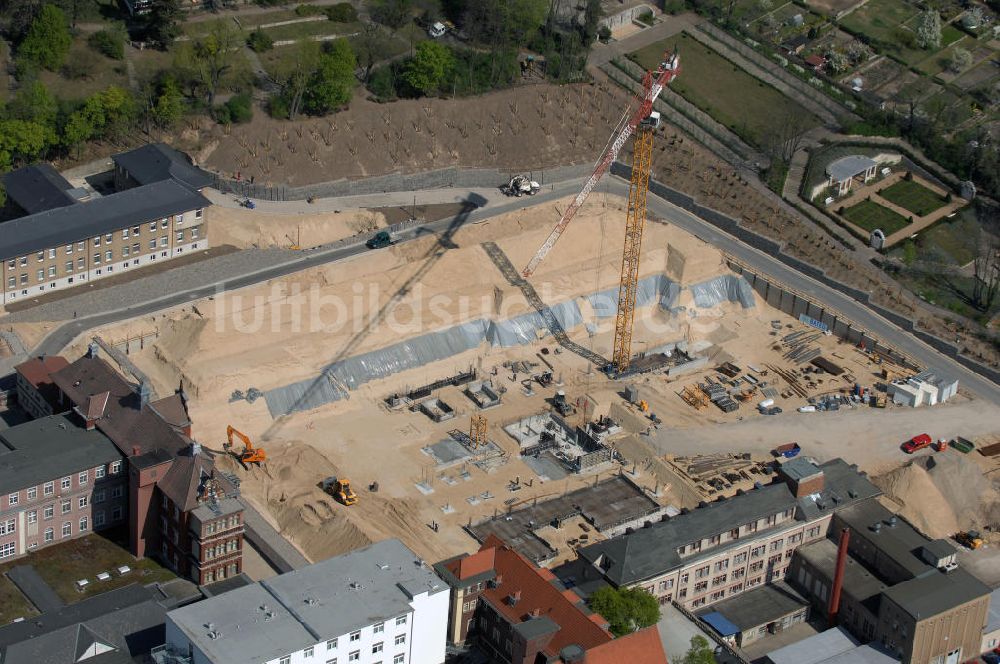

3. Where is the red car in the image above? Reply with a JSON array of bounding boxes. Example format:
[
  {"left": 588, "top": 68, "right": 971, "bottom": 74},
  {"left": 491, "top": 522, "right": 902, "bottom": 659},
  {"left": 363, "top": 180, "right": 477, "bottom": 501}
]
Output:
[{"left": 902, "top": 433, "right": 933, "bottom": 454}]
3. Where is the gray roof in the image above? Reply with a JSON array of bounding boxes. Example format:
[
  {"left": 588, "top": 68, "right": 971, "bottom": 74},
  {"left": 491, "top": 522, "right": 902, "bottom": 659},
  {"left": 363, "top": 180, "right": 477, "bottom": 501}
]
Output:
[
  {"left": 0, "top": 179, "right": 209, "bottom": 260},
  {"left": 987, "top": 588, "right": 1000, "bottom": 634},
  {"left": 911, "top": 369, "right": 957, "bottom": 388},
  {"left": 882, "top": 568, "right": 990, "bottom": 620},
  {"left": 794, "top": 538, "right": 888, "bottom": 606},
  {"left": 576, "top": 459, "right": 880, "bottom": 586},
  {"left": 168, "top": 539, "right": 447, "bottom": 664},
  {"left": 513, "top": 616, "right": 560, "bottom": 640},
  {"left": 779, "top": 457, "right": 823, "bottom": 482},
  {"left": 0, "top": 584, "right": 173, "bottom": 664},
  {"left": 826, "top": 156, "right": 878, "bottom": 182},
  {"left": 699, "top": 581, "right": 807, "bottom": 631},
  {"left": 835, "top": 501, "right": 934, "bottom": 581},
  {"left": 112, "top": 143, "right": 213, "bottom": 190},
  {"left": 766, "top": 626, "right": 859, "bottom": 664},
  {"left": 0, "top": 413, "right": 124, "bottom": 495},
  {"left": 1, "top": 164, "right": 76, "bottom": 214}
]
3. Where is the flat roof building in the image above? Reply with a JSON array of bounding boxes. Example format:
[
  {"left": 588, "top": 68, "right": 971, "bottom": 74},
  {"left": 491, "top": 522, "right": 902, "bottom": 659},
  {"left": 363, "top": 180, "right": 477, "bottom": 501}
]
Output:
[
  {"left": 161, "top": 539, "right": 448, "bottom": 664},
  {"left": 697, "top": 581, "right": 809, "bottom": 648},
  {"left": 765, "top": 627, "right": 899, "bottom": 664}
]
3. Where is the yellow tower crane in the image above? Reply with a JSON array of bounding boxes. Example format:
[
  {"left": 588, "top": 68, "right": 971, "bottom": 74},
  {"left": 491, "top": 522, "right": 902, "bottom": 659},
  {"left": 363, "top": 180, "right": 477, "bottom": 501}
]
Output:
[
  {"left": 612, "top": 116, "right": 657, "bottom": 374},
  {"left": 470, "top": 414, "right": 488, "bottom": 449}
]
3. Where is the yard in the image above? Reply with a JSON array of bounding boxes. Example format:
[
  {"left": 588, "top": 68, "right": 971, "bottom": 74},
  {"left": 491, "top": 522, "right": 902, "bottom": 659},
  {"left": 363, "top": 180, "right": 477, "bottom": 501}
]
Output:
[
  {"left": 879, "top": 179, "right": 947, "bottom": 216},
  {"left": 840, "top": 0, "right": 920, "bottom": 44},
  {"left": 38, "top": 39, "right": 129, "bottom": 100},
  {"left": 888, "top": 210, "right": 981, "bottom": 265},
  {"left": 842, "top": 199, "right": 912, "bottom": 234},
  {"left": 0, "top": 530, "right": 175, "bottom": 605},
  {"left": 0, "top": 574, "right": 36, "bottom": 625},
  {"left": 630, "top": 32, "right": 822, "bottom": 148}
]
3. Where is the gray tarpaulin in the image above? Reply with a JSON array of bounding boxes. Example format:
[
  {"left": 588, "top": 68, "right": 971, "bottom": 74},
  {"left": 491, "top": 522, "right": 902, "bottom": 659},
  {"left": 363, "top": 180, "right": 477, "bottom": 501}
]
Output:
[
  {"left": 688, "top": 274, "right": 755, "bottom": 309},
  {"left": 265, "top": 273, "right": 754, "bottom": 418}
]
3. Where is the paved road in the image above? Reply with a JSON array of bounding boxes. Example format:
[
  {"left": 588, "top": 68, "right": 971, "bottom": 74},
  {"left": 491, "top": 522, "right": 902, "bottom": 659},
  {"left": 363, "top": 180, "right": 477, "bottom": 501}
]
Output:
[{"left": 30, "top": 181, "right": 587, "bottom": 358}]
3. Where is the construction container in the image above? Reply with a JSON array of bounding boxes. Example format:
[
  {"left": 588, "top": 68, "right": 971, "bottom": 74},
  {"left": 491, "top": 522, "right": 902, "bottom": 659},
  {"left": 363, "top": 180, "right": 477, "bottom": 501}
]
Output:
[
  {"left": 951, "top": 437, "right": 975, "bottom": 454},
  {"left": 758, "top": 399, "right": 775, "bottom": 410}
]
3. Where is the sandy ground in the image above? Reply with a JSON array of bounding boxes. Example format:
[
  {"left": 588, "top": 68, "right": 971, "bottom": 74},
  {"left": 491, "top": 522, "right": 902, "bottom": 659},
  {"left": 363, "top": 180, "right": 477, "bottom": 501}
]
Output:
[{"left": 71, "top": 193, "right": 1000, "bottom": 567}]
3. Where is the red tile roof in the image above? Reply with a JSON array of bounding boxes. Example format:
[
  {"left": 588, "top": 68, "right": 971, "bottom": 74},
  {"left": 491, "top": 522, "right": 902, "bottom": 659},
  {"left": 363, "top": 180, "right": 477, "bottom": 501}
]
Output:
[
  {"left": 456, "top": 548, "right": 496, "bottom": 580},
  {"left": 805, "top": 54, "right": 826, "bottom": 67},
  {"left": 584, "top": 626, "right": 667, "bottom": 664},
  {"left": 478, "top": 535, "right": 613, "bottom": 658},
  {"left": 15, "top": 356, "right": 69, "bottom": 388}
]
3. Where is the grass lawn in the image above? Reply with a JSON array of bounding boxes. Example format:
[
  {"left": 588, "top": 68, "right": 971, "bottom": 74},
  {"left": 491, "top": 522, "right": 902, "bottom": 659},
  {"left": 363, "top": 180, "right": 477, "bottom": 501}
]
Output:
[
  {"left": 261, "top": 19, "right": 360, "bottom": 42},
  {"left": 897, "top": 269, "right": 999, "bottom": 321},
  {"left": 630, "top": 33, "right": 821, "bottom": 148},
  {"left": 842, "top": 199, "right": 912, "bottom": 234},
  {"left": 879, "top": 179, "right": 948, "bottom": 216},
  {"left": 889, "top": 211, "right": 980, "bottom": 265},
  {"left": 840, "top": 0, "right": 919, "bottom": 44},
  {"left": 39, "top": 40, "right": 129, "bottom": 100},
  {"left": 0, "top": 574, "right": 37, "bottom": 625},
  {"left": 0, "top": 530, "right": 175, "bottom": 604}
]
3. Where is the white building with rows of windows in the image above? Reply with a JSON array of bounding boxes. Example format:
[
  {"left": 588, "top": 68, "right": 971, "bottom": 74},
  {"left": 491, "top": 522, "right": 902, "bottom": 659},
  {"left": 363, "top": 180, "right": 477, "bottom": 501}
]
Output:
[{"left": 155, "top": 539, "right": 449, "bottom": 664}]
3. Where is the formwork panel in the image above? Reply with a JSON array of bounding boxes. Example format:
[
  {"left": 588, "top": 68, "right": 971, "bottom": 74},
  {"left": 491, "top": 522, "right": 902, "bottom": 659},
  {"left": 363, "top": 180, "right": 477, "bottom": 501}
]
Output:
[{"left": 792, "top": 296, "right": 809, "bottom": 319}]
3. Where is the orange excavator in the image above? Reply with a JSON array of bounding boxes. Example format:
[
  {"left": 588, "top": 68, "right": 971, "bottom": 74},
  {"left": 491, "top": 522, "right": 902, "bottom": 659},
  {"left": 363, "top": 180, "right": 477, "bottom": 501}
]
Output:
[{"left": 224, "top": 425, "right": 267, "bottom": 466}]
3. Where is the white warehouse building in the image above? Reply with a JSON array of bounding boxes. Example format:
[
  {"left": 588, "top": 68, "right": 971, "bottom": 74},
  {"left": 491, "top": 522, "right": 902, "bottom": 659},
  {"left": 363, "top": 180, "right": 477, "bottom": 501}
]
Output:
[
  {"left": 155, "top": 539, "right": 448, "bottom": 664},
  {"left": 888, "top": 369, "right": 958, "bottom": 407}
]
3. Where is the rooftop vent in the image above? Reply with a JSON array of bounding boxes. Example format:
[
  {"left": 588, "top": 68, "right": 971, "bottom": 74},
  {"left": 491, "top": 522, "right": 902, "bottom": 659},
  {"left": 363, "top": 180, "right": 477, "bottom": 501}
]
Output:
[
  {"left": 208, "top": 631, "right": 220, "bottom": 640},
  {"left": 378, "top": 563, "right": 390, "bottom": 571},
  {"left": 887, "top": 515, "right": 897, "bottom": 527},
  {"left": 848, "top": 489, "right": 858, "bottom": 498},
  {"left": 871, "top": 522, "right": 882, "bottom": 534},
  {"left": 305, "top": 597, "right": 319, "bottom": 605},
  {"left": 507, "top": 591, "right": 521, "bottom": 606},
  {"left": 349, "top": 582, "right": 363, "bottom": 591},
  {"left": 204, "top": 623, "right": 214, "bottom": 630}
]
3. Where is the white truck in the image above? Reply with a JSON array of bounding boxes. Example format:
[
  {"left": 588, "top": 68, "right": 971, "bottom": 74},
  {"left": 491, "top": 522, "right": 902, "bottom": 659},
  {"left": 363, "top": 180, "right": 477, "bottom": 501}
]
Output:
[
  {"left": 428, "top": 22, "right": 447, "bottom": 38},
  {"left": 500, "top": 174, "right": 541, "bottom": 197}
]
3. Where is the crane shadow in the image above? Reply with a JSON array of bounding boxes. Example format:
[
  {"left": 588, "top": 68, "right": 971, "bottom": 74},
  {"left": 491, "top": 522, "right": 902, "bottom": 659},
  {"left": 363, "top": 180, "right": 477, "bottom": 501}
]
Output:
[{"left": 260, "top": 194, "right": 487, "bottom": 441}]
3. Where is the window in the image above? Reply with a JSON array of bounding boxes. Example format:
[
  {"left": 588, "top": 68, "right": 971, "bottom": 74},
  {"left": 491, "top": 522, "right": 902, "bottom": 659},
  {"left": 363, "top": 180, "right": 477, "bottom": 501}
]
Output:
[
  {"left": 191, "top": 227, "right": 200, "bottom": 239},
  {"left": 132, "top": 243, "right": 140, "bottom": 254},
  {"left": 394, "top": 655, "right": 404, "bottom": 664},
  {"left": 61, "top": 476, "right": 71, "bottom": 490},
  {"left": 374, "top": 622, "right": 384, "bottom": 634},
  {"left": 711, "top": 590, "right": 725, "bottom": 601},
  {"left": 280, "top": 657, "right": 290, "bottom": 664},
  {"left": 19, "top": 274, "right": 27, "bottom": 285},
  {"left": 789, "top": 532, "right": 803, "bottom": 544},
  {"left": 43, "top": 504, "right": 53, "bottom": 520},
  {"left": 0, "top": 542, "right": 15, "bottom": 559},
  {"left": 111, "top": 461, "right": 122, "bottom": 474},
  {"left": 78, "top": 496, "right": 88, "bottom": 509},
  {"left": 348, "top": 652, "right": 359, "bottom": 663},
  {"left": 732, "top": 568, "right": 746, "bottom": 579},
  {"left": 372, "top": 643, "right": 383, "bottom": 654},
  {"left": 48, "top": 266, "right": 56, "bottom": 277},
  {"left": 62, "top": 521, "right": 72, "bottom": 537},
  {"left": 395, "top": 615, "right": 407, "bottom": 626},
  {"left": 304, "top": 646, "right": 314, "bottom": 657},
  {"left": 150, "top": 221, "right": 157, "bottom": 232},
  {"left": 327, "top": 639, "right": 338, "bottom": 650},
  {"left": 695, "top": 566, "right": 709, "bottom": 579},
  {"left": 0, "top": 519, "right": 14, "bottom": 535},
  {"left": 79, "top": 471, "right": 88, "bottom": 485},
  {"left": 807, "top": 526, "right": 822, "bottom": 539},
  {"left": 770, "top": 539, "right": 784, "bottom": 551},
  {"left": 37, "top": 251, "right": 44, "bottom": 262},
  {"left": 122, "top": 229, "right": 130, "bottom": 240},
  {"left": 715, "top": 560, "right": 729, "bottom": 571},
  {"left": 751, "top": 545, "right": 766, "bottom": 558},
  {"left": 36, "top": 269, "right": 44, "bottom": 282},
  {"left": 94, "top": 237, "right": 101, "bottom": 247},
  {"left": 94, "top": 489, "right": 106, "bottom": 503},
  {"left": 93, "top": 253, "right": 101, "bottom": 265},
  {"left": 176, "top": 231, "right": 184, "bottom": 242},
  {"left": 149, "top": 239, "right": 157, "bottom": 250},
  {"left": 327, "top": 660, "right": 338, "bottom": 664},
  {"left": 195, "top": 208, "right": 204, "bottom": 219},
  {"left": 734, "top": 552, "right": 747, "bottom": 564},
  {"left": 95, "top": 465, "right": 106, "bottom": 479},
  {"left": 160, "top": 236, "right": 168, "bottom": 247},
  {"left": 6, "top": 277, "right": 13, "bottom": 289},
  {"left": 62, "top": 500, "right": 71, "bottom": 514},
  {"left": 77, "top": 257, "right": 85, "bottom": 270},
  {"left": 6, "top": 259, "right": 12, "bottom": 270},
  {"left": 712, "top": 575, "right": 727, "bottom": 586},
  {"left": 133, "top": 226, "right": 140, "bottom": 236},
  {"left": 65, "top": 261, "right": 73, "bottom": 273},
  {"left": 27, "top": 510, "right": 37, "bottom": 525},
  {"left": 44, "top": 527, "right": 54, "bottom": 542},
  {"left": 8, "top": 493, "right": 17, "bottom": 507},
  {"left": 394, "top": 634, "right": 405, "bottom": 646},
  {"left": 350, "top": 631, "right": 361, "bottom": 642},
  {"left": 111, "top": 486, "right": 123, "bottom": 499},
  {"left": 95, "top": 511, "right": 105, "bottom": 527},
  {"left": 749, "top": 561, "right": 764, "bottom": 573},
  {"left": 80, "top": 517, "right": 88, "bottom": 531},
  {"left": 105, "top": 233, "right": 113, "bottom": 243},
  {"left": 105, "top": 250, "right": 113, "bottom": 262},
  {"left": 694, "top": 581, "right": 708, "bottom": 592},
  {"left": 122, "top": 246, "right": 130, "bottom": 258}
]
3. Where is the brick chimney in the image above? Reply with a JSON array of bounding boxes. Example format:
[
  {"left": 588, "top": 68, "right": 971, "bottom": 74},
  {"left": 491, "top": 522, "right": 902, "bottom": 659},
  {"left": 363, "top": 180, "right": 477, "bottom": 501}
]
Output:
[{"left": 778, "top": 458, "right": 825, "bottom": 498}]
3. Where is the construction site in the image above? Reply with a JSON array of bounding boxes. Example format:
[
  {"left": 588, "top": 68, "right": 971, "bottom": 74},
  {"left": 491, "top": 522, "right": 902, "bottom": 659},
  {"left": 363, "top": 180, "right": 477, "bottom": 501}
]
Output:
[{"left": 62, "top": 57, "right": 1000, "bottom": 572}]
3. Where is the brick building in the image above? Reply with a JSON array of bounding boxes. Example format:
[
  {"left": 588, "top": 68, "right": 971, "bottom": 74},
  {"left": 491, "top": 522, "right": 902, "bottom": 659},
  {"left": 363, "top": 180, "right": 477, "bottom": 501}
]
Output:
[
  {"left": 12, "top": 347, "right": 244, "bottom": 584},
  {"left": 14, "top": 355, "right": 69, "bottom": 419},
  {"left": 0, "top": 413, "right": 128, "bottom": 561},
  {"left": 0, "top": 144, "right": 211, "bottom": 305},
  {"left": 435, "top": 535, "right": 668, "bottom": 664},
  {"left": 559, "top": 458, "right": 881, "bottom": 611}
]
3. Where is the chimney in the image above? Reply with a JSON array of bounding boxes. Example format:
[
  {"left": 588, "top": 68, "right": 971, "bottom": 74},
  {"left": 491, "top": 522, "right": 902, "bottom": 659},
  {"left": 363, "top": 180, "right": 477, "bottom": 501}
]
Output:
[
  {"left": 828, "top": 528, "right": 850, "bottom": 627},
  {"left": 139, "top": 380, "right": 151, "bottom": 407},
  {"left": 191, "top": 442, "right": 202, "bottom": 456},
  {"left": 132, "top": 445, "right": 141, "bottom": 457}
]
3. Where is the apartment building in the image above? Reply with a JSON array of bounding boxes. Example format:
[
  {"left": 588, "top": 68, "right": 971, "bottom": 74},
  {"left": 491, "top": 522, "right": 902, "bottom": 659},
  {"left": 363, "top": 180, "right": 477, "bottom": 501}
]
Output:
[
  {"left": 156, "top": 539, "right": 448, "bottom": 664},
  {"left": 0, "top": 144, "right": 211, "bottom": 305},
  {"left": 435, "top": 535, "right": 667, "bottom": 664},
  {"left": 788, "top": 500, "right": 991, "bottom": 664},
  {"left": 14, "top": 355, "right": 69, "bottom": 418},
  {"left": 561, "top": 458, "right": 882, "bottom": 612},
  {"left": 0, "top": 413, "right": 128, "bottom": 561},
  {"left": 14, "top": 346, "right": 244, "bottom": 584}
]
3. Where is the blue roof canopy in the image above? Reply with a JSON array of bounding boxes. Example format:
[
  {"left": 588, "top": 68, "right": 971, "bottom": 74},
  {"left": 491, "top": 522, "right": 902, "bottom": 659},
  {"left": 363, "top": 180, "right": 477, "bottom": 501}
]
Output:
[{"left": 700, "top": 611, "right": 740, "bottom": 637}]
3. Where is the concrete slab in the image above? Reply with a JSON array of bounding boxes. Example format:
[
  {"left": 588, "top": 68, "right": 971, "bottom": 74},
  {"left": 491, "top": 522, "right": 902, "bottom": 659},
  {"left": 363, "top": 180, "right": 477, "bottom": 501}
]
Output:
[{"left": 524, "top": 453, "right": 569, "bottom": 481}]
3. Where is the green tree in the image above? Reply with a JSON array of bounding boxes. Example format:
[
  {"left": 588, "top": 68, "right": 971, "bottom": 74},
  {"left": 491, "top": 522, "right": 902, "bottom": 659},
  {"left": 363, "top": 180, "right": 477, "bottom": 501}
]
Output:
[
  {"left": 587, "top": 586, "right": 660, "bottom": 638},
  {"left": 0, "top": 183, "right": 6, "bottom": 208},
  {"left": 88, "top": 24, "right": 127, "bottom": 60},
  {"left": 272, "top": 41, "right": 322, "bottom": 119},
  {"left": 62, "top": 110, "right": 97, "bottom": 157},
  {"left": 17, "top": 4, "right": 72, "bottom": 72},
  {"left": 192, "top": 20, "right": 243, "bottom": 106},
  {"left": 916, "top": 9, "right": 941, "bottom": 49},
  {"left": 302, "top": 39, "right": 356, "bottom": 115},
  {"left": 681, "top": 635, "right": 717, "bottom": 664},
  {"left": 356, "top": 22, "right": 390, "bottom": 82},
  {"left": 947, "top": 47, "right": 972, "bottom": 73},
  {"left": 404, "top": 40, "right": 452, "bottom": 94},
  {"left": 145, "top": 0, "right": 182, "bottom": 49},
  {"left": 152, "top": 76, "right": 185, "bottom": 128},
  {"left": 371, "top": 0, "right": 413, "bottom": 28},
  {"left": 7, "top": 81, "right": 58, "bottom": 127},
  {"left": 247, "top": 28, "right": 274, "bottom": 52},
  {"left": 0, "top": 119, "right": 54, "bottom": 171}
]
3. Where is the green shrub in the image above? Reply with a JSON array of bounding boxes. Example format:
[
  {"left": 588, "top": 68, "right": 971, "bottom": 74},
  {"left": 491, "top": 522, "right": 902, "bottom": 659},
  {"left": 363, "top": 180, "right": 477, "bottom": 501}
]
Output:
[
  {"left": 88, "top": 28, "right": 125, "bottom": 60},
  {"left": 247, "top": 28, "right": 274, "bottom": 52},
  {"left": 267, "top": 94, "right": 290, "bottom": 119},
  {"left": 325, "top": 2, "right": 358, "bottom": 21},
  {"left": 598, "top": 25, "right": 611, "bottom": 41},
  {"left": 295, "top": 3, "right": 324, "bottom": 14},
  {"left": 367, "top": 65, "right": 398, "bottom": 100},
  {"left": 637, "top": 9, "right": 655, "bottom": 25},
  {"left": 216, "top": 93, "right": 254, "bottom": 124}
]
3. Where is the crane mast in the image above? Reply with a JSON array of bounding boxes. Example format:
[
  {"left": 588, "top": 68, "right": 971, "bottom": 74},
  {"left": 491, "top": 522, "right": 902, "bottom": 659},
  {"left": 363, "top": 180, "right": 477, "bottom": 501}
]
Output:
[
  {"left": 520, "top": 51, "right": 679, "bottom": 278},
  {"left": 612, "top": 119, "right": 656, "bottom": 373}
]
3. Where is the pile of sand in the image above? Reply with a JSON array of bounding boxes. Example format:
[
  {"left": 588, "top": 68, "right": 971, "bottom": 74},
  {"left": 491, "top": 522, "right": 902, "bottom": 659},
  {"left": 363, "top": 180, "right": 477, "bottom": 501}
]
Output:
[
  {"left": 209, "top": 205, "right": 386, "bottom": 249},
  {"left": 219, "top": 441, "right": 453, "bottom": 563},
  {"left": 873, "top": 453, "right": 1000, "bottom": 538}
]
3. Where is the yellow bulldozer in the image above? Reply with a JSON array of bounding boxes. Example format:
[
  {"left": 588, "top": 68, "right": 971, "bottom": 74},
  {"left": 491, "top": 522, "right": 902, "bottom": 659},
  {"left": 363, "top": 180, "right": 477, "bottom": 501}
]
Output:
[{"left": 322, "top": 476, "right": 358, "bottom": 506}]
